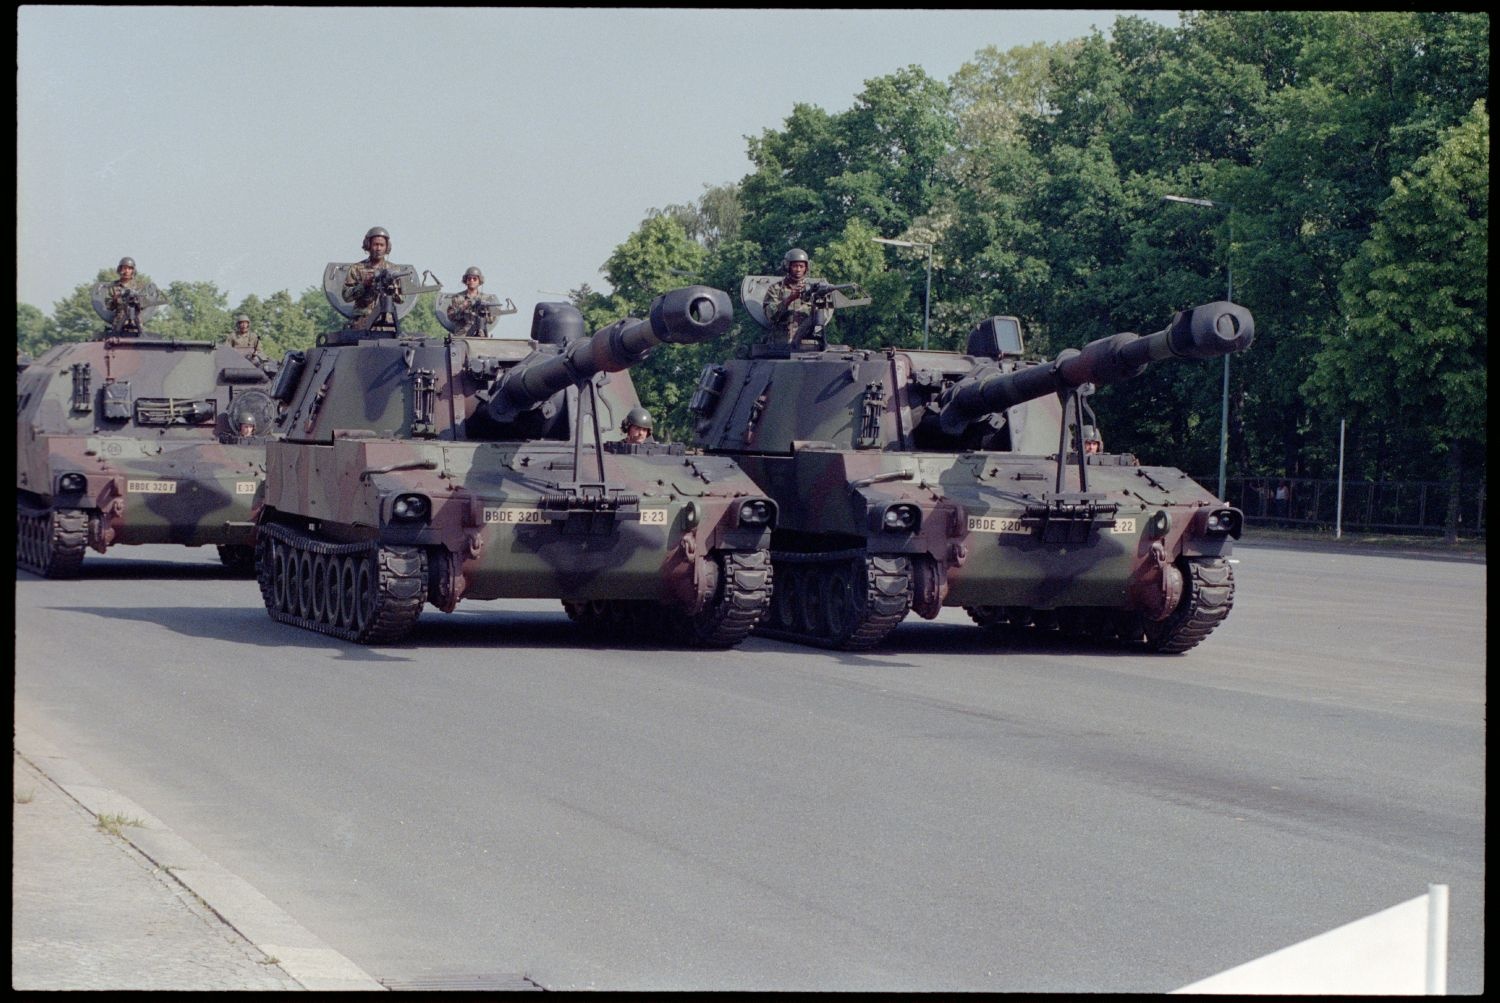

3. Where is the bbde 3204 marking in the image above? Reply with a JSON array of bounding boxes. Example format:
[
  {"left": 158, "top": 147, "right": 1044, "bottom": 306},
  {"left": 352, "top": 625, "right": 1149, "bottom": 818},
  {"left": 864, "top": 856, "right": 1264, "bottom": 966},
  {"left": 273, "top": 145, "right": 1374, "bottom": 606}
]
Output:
[
  {"left": 484, "top": 507, "right": 548, "bottom": 526},
  {"left": 966, "top": 514, "right": 1138, "bottom": 535},
  {"left": 485, "top": 507, "right": 670, "bottom": 526}
]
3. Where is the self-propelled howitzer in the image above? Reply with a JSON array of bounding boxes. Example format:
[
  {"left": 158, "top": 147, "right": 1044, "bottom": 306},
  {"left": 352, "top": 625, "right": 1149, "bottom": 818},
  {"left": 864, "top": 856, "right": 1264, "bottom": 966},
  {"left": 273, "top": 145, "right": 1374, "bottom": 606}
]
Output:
[
  {"left": 16, "top": 283, "right": 276, "bottom": 578},
  {"left": 256, "top": 284, "right": 775, "bottom": 647},
  {"left": 689, "top": 298, "right": 1254, "bottom": 652}
]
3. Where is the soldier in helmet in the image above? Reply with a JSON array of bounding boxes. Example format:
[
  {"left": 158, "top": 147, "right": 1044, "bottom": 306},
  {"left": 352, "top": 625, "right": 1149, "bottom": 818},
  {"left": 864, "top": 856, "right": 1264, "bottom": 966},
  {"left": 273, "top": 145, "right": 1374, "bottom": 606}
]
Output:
[
  {"left": 763, "top": 248, "right": 822, "bottom": 344},
  {"left": 342, "top": 227, "right": 402, "bottom": 323},
  {"left": 446, "top": 266, "right": 492, "bottom": 336},
  {"left": 621, "top": 407, "right": 654, "bottom": 445},
  {"left": 227, "top": 313, "right": 261, "bottom": 356},
  {"left": 105, "top": 256, "right": 140, "bottom": 316}
]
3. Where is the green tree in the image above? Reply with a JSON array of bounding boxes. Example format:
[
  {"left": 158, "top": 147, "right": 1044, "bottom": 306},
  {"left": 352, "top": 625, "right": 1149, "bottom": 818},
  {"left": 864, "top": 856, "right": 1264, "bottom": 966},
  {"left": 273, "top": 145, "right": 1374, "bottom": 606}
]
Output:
[
  {"left": 1307, "top": 100, "right": 1487, "bottom": 540},
  {"left": 47, "top": 270, "right": 126, "bottom": 344},
  {"left": 17, "top": 303, "right": 55, "bottom": 358},
  {"left": 598, "top": 215, "right": 711, "bottom": 438},
  {"left": 602, "top": 214, "right": 707, "bottom": 313},
  {"left": 153, "top": 280, "right": 230, "bottom": 342}
]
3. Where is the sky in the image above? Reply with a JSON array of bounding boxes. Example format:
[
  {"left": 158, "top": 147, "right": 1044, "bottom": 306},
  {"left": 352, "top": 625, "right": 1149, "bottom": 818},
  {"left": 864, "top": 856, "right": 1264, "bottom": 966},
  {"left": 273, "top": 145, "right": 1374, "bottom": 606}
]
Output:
[{"left": 17, "top": 6, "right": 1181, "bottom": 324}]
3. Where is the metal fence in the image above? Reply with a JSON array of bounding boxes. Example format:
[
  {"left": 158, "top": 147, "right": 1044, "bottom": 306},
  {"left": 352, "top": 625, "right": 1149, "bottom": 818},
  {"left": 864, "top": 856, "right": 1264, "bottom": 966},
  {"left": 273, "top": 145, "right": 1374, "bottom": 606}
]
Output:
[{"left": 1208, "top": 475, "right": 1488, "bottom": 538}]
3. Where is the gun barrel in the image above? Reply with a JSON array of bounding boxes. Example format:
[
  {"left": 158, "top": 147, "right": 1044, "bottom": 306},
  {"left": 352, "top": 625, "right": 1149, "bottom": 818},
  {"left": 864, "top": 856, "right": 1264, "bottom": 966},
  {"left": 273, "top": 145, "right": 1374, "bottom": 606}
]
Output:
[
  {"left": 938, "top": 301, "right": 1253, "bottom": 434},
  {"left": 488, "top": 285, "right": 732, "bottom": 422}
]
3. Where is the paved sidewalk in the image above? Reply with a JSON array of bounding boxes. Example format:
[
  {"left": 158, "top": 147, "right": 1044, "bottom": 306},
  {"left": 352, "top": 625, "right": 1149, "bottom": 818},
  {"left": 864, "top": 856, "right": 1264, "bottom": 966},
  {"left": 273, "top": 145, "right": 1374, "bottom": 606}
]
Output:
[{"left": 12, "top": 730, "right": 385, "bottom": 991}]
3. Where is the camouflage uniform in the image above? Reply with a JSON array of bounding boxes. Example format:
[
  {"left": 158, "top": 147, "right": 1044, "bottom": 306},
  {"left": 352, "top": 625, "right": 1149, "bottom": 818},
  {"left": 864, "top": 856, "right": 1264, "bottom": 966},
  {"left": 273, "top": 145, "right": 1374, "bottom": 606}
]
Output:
[
  {"left": 764, "top": 279, "right": 815, "bottom": 343},
  {"left": 104, "top": 278, "right": 140, "bottom": 316},
  {"left": 103, "top": 277, "right": 148, "bottom": 334},
  {"left": 446, "top": 291, "right": 487, "bottom": 335},
  {"left": 342, "top": 257, "right": 404, "bottom": 321},
  {"left": 227, "top": 323, "right": 260, "bottom": 356}
]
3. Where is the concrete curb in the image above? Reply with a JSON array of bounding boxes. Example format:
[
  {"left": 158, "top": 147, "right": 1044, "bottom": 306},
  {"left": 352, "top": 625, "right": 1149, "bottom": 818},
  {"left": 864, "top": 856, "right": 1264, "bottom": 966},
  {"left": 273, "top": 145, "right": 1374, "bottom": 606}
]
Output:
[{"left": 14, "top": 723, "right": 387, "bottom": 992}]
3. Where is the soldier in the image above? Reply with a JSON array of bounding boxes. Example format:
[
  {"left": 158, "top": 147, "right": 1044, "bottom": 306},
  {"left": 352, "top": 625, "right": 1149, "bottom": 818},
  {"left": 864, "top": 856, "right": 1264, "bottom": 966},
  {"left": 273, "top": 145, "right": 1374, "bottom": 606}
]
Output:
[
  {"left": 1082, "top": 426, "right": 1103, "bottom": 454},
  {"left": 621, "top": 407, "right": 654, "bottom": 445},
  {"left": 105, "top": 256, "right": 139, "bottom": 315},
  {"left": 227, "top": 314, "right": 260, "bottom": 356},
  {"left": 342, "top": 227, "right": 402, "bottom": 323},
  {"left": 446, "top": 267, "right": 491, "bottom": 336},
  {"left": 763, "top": 248, "right": 823, "bottom": 344}
]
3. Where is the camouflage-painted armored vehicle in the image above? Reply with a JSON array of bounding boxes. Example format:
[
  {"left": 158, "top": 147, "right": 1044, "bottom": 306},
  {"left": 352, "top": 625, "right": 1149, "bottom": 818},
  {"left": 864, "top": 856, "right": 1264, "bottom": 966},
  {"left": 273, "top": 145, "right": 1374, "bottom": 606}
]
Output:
[
  {"left": 16, "top": 279, "right": 277, "bottom": 578},
  {"left": 254, "top": 268, "right": 775, "bottom": 647},
  {"left": 689, "top": 287, "right": 1253, "bottom": 652}
]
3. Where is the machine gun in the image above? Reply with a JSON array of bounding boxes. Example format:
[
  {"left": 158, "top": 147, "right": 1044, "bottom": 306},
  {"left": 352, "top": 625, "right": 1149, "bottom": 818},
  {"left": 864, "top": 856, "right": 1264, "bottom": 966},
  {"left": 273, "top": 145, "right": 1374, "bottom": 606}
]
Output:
[
  {"left": 936, "top": 301, "right": 1254, "bottom": 436},
  {"left": 739, "top": 274, "right": 871, "bottom": 336},
  {"left": 439, "top": 293, "right": 519, "bottom": 337},
  {"left": 89, "top": 281, "right": 167, "bottom": 337},
  {"left": 352, "top": 267, "right": 442, "bottom": 332},
  {"left": 485, "top": 285, "right": 733, "bottom": 425},
  {"left": 323, "top": 262, "right": 441, "bottom": 334},
  {"left": 797, "top": 281, "right": 868, "bottom": 309}
]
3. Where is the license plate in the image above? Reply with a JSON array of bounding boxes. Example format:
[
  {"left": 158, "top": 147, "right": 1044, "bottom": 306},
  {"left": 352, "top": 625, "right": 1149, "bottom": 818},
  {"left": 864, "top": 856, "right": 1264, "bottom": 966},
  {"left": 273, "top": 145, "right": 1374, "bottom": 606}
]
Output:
[
  {"left": 127, "top": 479, "right": 176, "bottom": 494},
  {"left": 483, "top": 507, "right": 548, "bottom": 525},
  {"left": 967, "top": 515, "right": 1029, "bottom": 534},
  {"left": 640, "top": 508, "right": 668, "bottom": 526}
]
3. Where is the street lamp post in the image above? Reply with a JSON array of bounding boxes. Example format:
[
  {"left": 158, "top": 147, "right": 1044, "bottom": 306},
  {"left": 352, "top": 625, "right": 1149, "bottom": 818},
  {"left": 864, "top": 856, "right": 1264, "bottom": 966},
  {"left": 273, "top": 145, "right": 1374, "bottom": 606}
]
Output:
[
  {"left": 1161, "top": 194, "right": 1235, "bottom": 500},
  {"left": 873, "top": 236, "right": 933, "bottom": 349}
]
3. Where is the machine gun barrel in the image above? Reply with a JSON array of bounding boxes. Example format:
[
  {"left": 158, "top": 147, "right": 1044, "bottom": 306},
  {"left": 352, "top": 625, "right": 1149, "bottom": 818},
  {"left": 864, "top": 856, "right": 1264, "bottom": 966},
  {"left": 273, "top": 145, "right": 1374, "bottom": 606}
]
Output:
[
  {"left": 938, "top": 301, "right": 1254, "bottom": 435},
  {"left": 487, "top": 285, "right": 732, "bottom": 423}
]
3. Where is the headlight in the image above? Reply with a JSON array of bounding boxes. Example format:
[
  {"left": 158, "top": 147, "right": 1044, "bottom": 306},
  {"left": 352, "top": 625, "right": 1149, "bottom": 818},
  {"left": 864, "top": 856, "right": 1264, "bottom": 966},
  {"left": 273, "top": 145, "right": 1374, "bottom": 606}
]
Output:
[
  {"left": 738, "top": 499, "right": 776, "bottom": 528},
  {"left": 391, "top": 493, "right": 431, "bottom": 522},
  {"left": 882, "top": 504, "right": 921, "bottom": 532},
  {"left": 1204, "top": 507, "right": 1242, "bottom": 537},
  {"left": 57, "top": 472, "right": 88, "bottom": 494}
]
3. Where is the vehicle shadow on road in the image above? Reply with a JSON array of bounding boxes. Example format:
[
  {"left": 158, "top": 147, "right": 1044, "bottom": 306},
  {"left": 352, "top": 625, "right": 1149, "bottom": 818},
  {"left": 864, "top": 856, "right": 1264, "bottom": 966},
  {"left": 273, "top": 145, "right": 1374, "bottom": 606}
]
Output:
[
  {"left": 15, "top": 559, "right": 255, "bottom": 582},
  {"left": 875, "top": 620, "right": 1160, "bottom": 658},
  {"left": 34, "top": 602, "right": 737, "bottom": 657}
]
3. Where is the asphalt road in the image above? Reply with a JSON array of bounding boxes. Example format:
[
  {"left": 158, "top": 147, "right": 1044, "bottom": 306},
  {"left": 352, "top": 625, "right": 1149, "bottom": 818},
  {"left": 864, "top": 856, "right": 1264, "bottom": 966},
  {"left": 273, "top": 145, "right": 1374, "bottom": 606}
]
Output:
[{"left": 13, "top": 542, "right": 1485, "bottom": 991}]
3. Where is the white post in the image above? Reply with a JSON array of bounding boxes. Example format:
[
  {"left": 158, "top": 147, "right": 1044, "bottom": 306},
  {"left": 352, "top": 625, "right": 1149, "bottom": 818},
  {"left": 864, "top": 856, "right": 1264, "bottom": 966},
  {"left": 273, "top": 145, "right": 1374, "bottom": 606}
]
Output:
[
  {"left": 1427, "top": 884, "right": 1448, "bottom": 994},
  {"left": 922, "top": 245, "right": 932, "bottom": 351},
  {"left": 1336, "top": 418, "right": 1346, "bottom": 539}
]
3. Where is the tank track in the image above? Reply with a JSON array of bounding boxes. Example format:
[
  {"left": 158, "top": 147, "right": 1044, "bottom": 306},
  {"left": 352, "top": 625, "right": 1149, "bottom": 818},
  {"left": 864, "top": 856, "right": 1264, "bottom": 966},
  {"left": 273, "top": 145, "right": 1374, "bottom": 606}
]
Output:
[
  {"left": 1140, "top": 557, "right": 1235, "bottom": 653},
  {"left": 562, "top": 551, "right": 773, "bottom": 649},
  {"left": 255, "top": 522, "right": 427, "bottom": 644},
  {"left": 963, "top": 558, "right": 1235, "bottom": 654},
  {"left": 17, "top": 502, "right": 89, "bottom": 579},
  {"left": 757, "top": 551, "right": 912, "bottom": 650},
  {"left": 668, "top": 550, "right": 774, "bottom": 649}
]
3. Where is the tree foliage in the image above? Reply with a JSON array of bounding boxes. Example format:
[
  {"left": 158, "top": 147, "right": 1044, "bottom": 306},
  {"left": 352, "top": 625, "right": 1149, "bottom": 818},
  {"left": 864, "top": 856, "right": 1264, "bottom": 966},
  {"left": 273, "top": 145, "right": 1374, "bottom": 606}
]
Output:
[{"left": 1307, "top": 100, "right": 1488, "bottom": 478}]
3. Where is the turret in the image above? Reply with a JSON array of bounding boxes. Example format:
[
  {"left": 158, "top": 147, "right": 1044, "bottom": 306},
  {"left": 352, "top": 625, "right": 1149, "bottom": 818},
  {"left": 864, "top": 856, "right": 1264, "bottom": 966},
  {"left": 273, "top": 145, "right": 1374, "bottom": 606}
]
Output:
[
  {"left": 937, "top": 301, "right": 1253, "bottom": 435},
  {"left": 486, "top": 285, "right": 732, "bottom": 424}
]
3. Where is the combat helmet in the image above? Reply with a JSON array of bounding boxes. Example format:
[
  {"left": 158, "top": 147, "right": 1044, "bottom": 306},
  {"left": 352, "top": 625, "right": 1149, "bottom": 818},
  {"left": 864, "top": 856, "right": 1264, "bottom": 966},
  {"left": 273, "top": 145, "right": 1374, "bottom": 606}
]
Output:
[
  {"left": 782, "top": 248, "right": 809, "bottom": 271},
  {"left": 621, "top": 406, "right": 654, "bottom": 433},
  {"left": 462, "top": 266, "right": 484, "bottom": 283},
  {"left": 362, "top": 226, "right": 391, "bottom": 253},
  {"left": 117, "top": 256, "right": 136, "bottom": 272}
]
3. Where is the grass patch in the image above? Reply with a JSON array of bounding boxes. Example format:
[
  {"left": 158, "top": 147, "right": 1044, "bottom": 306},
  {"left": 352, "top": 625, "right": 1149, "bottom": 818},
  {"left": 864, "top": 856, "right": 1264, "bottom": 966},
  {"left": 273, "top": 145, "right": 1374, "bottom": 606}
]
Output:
[{"left": 96, "top": 812, "right": 147, "bottom": 837}]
